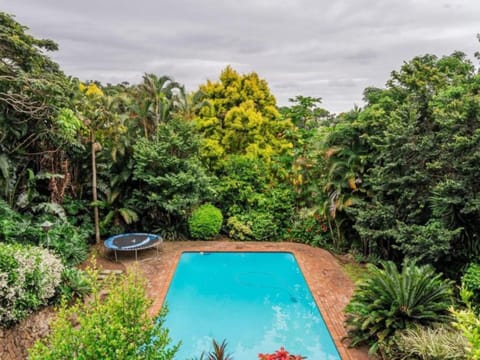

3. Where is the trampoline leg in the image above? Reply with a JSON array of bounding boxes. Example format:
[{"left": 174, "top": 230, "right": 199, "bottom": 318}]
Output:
[
  {"left": 114, "top": 250, "right": 118, "bottom": 262},
  {"left": 135, "top": 249, "right": 138, "bottom": 261}
]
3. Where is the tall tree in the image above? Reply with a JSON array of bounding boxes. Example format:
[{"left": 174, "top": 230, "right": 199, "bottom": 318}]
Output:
[
  {"left": 132, "top": 74, "right": 180, "bottom": 138},
  {"left": 0, "top": 12, "right": 77, "bottom": 207},
  {"left": 196, "top": 66, "right": 293, "bottom": 167},
  {"left": 340, "top": 51, "right": 480, "bottom": 270},
  {"left": 74, "top": 83, "right": 129, "bottom": 244}
]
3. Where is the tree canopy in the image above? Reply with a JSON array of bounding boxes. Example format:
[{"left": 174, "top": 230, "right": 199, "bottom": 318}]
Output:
[{"left": 196, "top": 66, "right": 293, "bottom": 166}]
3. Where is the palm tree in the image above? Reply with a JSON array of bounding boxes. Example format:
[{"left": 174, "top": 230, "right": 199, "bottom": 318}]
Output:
[
  {"left": 96, "top": 178, "right": 138, "bottom": 233},
  {"left": 138, "top": 73, "right": 180, "bottom": 130},
  {"left": 318, "top": 144, "right": 364, "bottom": 250},
  {"left": 172, "top": 86, "right": 209, "bottom": 121}
]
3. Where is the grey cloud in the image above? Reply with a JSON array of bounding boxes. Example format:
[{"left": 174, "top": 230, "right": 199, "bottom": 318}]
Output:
[{"left": 3, "top": 0, "right": 480, "bottom": 113}]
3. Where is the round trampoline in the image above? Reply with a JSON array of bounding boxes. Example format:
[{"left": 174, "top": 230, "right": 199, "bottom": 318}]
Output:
[{"left": 104, "top": 233, "right": 163, "bottom": 262}]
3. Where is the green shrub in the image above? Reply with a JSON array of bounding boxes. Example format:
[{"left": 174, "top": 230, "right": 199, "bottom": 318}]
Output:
[
  {"left": 215, "top": 156, "right": 295, "bottom": 241},
  {"left": 0, "top": 199, "right": 42, "bottom": 243},
  {"left": 0, "top": 200, "right": 89, "bottom": 266},
  {"left": 29, "top": 270, "right": 179, "bottom": 360},
  {"left": 287, "top": 208, "right": 330, "bottom": 247},
  {"left": 345, "top": 260, "right": 453, "bottom": 355},
  {"left": 226, "top": 215, "right": 253, "bottom": 241},
  {"left": 47, "top": 221, "right": 89, "bottom": 266},
  {"left": 462, "top": 263, "right": 480, "bottom": 309},
  {"left": 382, "top": 325, "right": 468, "bottom": 359},
  {"left": 58, "top": 267, "right": 92, "bottom": 302},
  {"left": 226, "top": 210, "right": 284, "bottom": 241},
  {"left": 0, "top": 243, "right": 64, "bottom": 327},
  {"left": 452, "top": 288, "right": 480, "bottom": 360},
  {"left": 189, "top": 204, "right": 223, "bottom": 240}
]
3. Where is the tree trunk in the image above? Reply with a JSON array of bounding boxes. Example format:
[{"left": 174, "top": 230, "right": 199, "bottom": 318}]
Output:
[{"left": 91, "top": 131, "right": 100, "bottom": 245}]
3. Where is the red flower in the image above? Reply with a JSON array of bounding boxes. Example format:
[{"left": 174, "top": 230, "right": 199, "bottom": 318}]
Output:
[{"left": 258, "top": 347, "right": 306, "bottom": 360}]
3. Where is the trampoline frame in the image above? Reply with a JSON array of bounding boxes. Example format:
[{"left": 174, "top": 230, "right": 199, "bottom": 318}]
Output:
[{"left": 104, "top": 233, "right": 163, "bottom": 262}]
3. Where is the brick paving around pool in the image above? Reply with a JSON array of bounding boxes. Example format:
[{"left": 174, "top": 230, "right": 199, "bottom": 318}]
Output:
[{"left": 111, "top": 241, "right": 369, "bottom": 360}]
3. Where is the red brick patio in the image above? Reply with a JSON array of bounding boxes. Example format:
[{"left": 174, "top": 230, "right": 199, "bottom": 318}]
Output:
[{"left": 111, "top": 241, "right": 369, "bottom": 360}]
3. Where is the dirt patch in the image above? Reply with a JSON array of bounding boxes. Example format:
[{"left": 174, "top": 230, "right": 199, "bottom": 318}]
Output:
[{"left": 0, "top": 307, "right": 55, "bottom": 360}]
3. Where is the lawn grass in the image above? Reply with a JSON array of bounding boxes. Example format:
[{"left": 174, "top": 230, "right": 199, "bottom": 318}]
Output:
[{"left": 342, "top": 262, "right": 369, "bottom": 283}]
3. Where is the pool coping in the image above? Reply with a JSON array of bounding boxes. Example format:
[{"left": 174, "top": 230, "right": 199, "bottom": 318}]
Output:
[{"left": 117, "top": 241, "right": 369, "bottom": 360}]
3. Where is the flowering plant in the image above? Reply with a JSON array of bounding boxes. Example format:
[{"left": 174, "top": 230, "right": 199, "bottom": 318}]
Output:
[
  {"left": 0, "top": 243, "right": 63, "bottom": 327},
  {"left": 258, "top": 347, "right": 306, "bottom": 360}
]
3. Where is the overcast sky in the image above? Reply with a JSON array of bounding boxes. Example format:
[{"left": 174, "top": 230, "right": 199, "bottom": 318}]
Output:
[{"left": 2, "top": 0, "right": 479, "bottom": 113}]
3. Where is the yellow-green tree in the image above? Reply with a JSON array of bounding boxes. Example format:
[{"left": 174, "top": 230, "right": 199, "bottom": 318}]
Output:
[{"left": 196, "top": 66, "right": 293, "bottom": 167}]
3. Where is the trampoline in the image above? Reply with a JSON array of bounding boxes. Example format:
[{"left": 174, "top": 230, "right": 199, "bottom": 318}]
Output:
[{"left": 104, "top": 233, "right": 163, "bottom": 262}]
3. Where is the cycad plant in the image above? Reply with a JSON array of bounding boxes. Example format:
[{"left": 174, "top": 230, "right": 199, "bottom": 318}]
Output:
[{"left": 345, "top": 260, "right": 453, "bottom": 355}]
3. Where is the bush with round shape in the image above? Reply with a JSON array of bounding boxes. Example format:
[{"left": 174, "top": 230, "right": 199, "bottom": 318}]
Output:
[
  {"left": 345, "top": 260, "right": 453, "bottom": 355},
  {"left": 0, "top": 243, "right": 64, "bottom": 327},
  {"left": 188, "top": 204, "right": 223, "bottom": 240}
]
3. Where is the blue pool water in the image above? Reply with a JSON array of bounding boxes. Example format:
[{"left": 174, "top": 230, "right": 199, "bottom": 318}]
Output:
[{"left": 163, "top": 252, "right": 341, "bottom": 359}]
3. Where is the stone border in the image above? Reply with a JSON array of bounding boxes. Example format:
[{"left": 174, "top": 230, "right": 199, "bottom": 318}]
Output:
[{"left": 118, "top": 241, "right": 369, "bottom": 360}]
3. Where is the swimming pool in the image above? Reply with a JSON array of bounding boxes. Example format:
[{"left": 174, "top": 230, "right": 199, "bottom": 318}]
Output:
[{"left": 163, "top": 252, "right": 341, "bottom": 359}]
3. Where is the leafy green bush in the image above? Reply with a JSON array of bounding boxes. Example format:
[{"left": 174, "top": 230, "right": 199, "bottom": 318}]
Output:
[
  {"left": 227, "top": 211, "right": 279, "bottom": 241},
  {"left": 226, "top": 216, "right": 253, "bottom": 241},
  {"left": 452, "top": 288, "right": 480, "bottom": 359},
  {"left": 29, "top": 270, "right": 179, "bottom": 359},
  {"left": 47, "top": 221, "right": 89, "bottom": 266},
  {"left": 0, "top": 200, "right": 89, "bottom": 266},
  {"left": 287, "top": 208, "right": 330, "bottom": 247},
  {"left": 188, "top": 204, "right": 223, "bottom": 240},
  {"left": 0, "top": 199, "right": 42, "bottom": 243},
  {"left": 58, "top": 267, "right": 91, "bottom": 302},
  {"left": 462, "top": 263, "right": 480, "bottom": 308},
  {"left": 345, "top": 260, "right": 453, "bottom": 355},
  {"left": 0, "top": 243, "right": 64, "bottom": 327},
  {"left": 382, "top": 325, "right": 468, "bottom": 359},
  {"left": 62, "top": 197, "right": 94, "bottom": 234},
  {"left": 215, "top": 156, "right": 295, "bottom": 241}
]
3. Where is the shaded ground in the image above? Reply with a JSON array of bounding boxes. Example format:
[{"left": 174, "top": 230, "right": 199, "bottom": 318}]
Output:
[{"left": 97, "top": 240, "right": 369, "bottom": 360}]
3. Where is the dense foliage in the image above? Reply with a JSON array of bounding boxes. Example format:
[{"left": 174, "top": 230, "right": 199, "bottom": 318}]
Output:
[
  {"left": 0, "top": 243, "right": 63, "bottom": 327},
  {"left": 28, "top": 271, "right": 179, "bottom": 360},
  {"left": 188, "top": 204, "right": 223, "bottom": 240},
  {"left": 196, "top": 66, "right": 293, "bottom": 166},
  {"left": 0, "top": 200, "right": 89, "bottom": 266},
  {"left": 345, "top": 260, "right": 453, "bottom": 355},
  {"left": 320, "top": 52, "right": 480, "bottom": 272},
  {"left": 451, "top": 270, "right": 480, "bottom": 359},
  {"left": 3, "top": 12, "right": 480, "bottom": 358},
  {"left": 131, "top": 117, "right": 212, "bottom": 237},
  {"left": 462, "top": 263, "right": 480, "bottom": 309}
]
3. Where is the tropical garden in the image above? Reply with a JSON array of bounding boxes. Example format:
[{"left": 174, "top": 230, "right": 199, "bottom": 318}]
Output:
[{"left": 1, "top": 11, "right": 480, "bottom": 359}]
